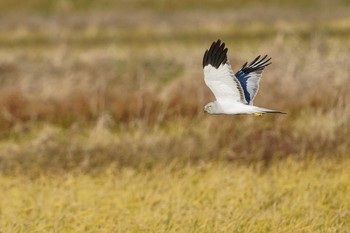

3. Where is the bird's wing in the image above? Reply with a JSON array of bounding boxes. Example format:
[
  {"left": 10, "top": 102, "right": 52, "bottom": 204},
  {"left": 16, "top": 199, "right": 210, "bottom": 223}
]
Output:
[
  {"left": 235, "top": 55, "right": 272, "bottom": 105},
  {"left": 203, "top": 40, "right": 246, "bottom": 104}
]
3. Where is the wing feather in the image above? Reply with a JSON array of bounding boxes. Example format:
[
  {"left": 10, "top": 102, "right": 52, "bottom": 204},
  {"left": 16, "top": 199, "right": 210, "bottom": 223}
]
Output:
[
  {"left": 235, "top": 55, "right": 272, "bottom": 104},
  {"left": 203, "top": 40, "right": 246, "bottom": 104}
]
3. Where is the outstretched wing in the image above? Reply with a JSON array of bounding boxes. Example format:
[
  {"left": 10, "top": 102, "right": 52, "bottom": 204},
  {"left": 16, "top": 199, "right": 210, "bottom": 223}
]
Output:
[
  {"left": 203, "top": 40, "right": 246, "bottom": 104},
  {"left": 235, "top": 55, "right": 272, "bottom": 105}
]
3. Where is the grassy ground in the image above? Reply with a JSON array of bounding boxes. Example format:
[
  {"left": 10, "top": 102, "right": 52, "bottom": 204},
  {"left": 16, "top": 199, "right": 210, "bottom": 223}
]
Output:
[
  {"left": 0, "top": 0, "right": 350, "bottom": 231},
  {"left": 1, "top": 158, "right": 349, "bottom": 232}
]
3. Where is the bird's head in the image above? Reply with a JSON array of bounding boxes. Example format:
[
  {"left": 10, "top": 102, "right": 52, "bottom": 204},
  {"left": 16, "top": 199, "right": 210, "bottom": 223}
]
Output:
[{"left": 203, "top": 102, "right": 216, "bottom": 114}]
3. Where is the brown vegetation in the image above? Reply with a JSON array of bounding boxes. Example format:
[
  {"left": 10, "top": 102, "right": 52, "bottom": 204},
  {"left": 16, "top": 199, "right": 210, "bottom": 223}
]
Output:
[
  {"left": 0, "top": 1, "right": 349, "bottom": 175},
  {"left": 0, "top": 39, "right": 349, "bottom": 174},
  {"left": 0, "top": 1, "right": 350, "bottom": 232}
]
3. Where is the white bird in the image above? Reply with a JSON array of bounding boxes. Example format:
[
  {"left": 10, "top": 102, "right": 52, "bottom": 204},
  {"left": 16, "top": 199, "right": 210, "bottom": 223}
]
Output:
[{"left": 203, "top": 39, "right": 286, "bottom": 116}]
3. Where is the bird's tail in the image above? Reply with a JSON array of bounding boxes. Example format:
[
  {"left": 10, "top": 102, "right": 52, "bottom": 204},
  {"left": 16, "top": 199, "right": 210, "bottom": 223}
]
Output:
[{"left": 255, "top": 107, "right": 286, "bottom": 114}]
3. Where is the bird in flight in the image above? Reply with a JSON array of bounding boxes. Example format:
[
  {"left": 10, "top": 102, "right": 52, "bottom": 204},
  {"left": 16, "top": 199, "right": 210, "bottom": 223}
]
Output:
[{"left": 202, "top": 39, "right": 286, "bottom": 116}]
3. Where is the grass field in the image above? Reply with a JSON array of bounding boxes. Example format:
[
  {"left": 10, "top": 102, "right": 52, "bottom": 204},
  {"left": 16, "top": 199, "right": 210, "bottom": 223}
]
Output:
[
  {"left": 0, "top": 0, "right": 350, "bottom": 232},
  {"left": 1, "top": 158, "right": 350, "bottom": 232}
]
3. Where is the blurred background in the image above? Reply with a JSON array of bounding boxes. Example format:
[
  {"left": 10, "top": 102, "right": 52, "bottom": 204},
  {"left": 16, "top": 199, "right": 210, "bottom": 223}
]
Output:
[
  {"left": 0, "top": 1, "right": 349, "bottom": 231},
  {"left": 0, "top": 0, "right": 349, "bottom": 172}
]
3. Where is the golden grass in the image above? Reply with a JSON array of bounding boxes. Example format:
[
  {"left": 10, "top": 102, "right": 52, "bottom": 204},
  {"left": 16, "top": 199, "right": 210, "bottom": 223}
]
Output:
[
  {"left": 1, "top": 158, "right": 349, "bottom": 232},
  {"left": 0, "top": 1, "right": 350, "bottom": 231}
]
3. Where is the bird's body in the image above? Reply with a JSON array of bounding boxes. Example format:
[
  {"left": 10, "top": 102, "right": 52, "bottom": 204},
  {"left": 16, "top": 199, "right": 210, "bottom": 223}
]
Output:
[
  {"left": 205, "top": 101, "right": 273, "bottom": 115},
  {"left": 202, "top": 40, "right": 285, "bottom": 115}
]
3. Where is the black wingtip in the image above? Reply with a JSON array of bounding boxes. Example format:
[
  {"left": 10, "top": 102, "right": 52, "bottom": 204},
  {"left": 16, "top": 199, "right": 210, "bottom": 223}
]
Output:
[
  {"left": 241, "top": 54, "right": 272, "bottom": 74},
  {"left": 203, "top": 39, "right": 228, "bottom": 68}
]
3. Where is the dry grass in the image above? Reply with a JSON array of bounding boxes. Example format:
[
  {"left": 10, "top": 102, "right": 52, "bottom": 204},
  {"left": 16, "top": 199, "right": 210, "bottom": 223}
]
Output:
[
  {"left": 1, "top": 158, "right": 349, "bottom": 232},
  {"left": 0, "top": 34, "right": 349, "bottom": 172},
  {"left": 0, "top": 1, "right": 350, "bottom": 231}
]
